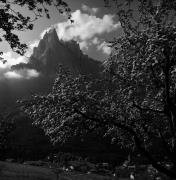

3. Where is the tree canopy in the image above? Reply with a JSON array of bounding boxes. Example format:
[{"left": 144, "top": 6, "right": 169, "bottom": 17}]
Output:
[
  {"left": 20, "top": 0, "right": 176, "bottom": 179},
  {"left": 0, "top": 0, "right": 71, "bottom": 56}
]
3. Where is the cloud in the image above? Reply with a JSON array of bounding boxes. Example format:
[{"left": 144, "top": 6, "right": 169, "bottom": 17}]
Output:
[
  {"left": 92, "top": 37, "right": 100, "bottom": 45},
  {"left": 38, "top": 7, "right": 120, "bottom": 55},
  {"left": 79, "top": 41, "right": 89, "bottom": 50},
  {"left": 4, "top": 69, "right": 39, "bottom": 79},
  {"left": 25, "top": 40, "right": 40, "bottom": 57},
  {"left": 4, "top": 71, "right": 23, "bottom": 79},
  {"left": 55, "top": 10, "right": 120, "bottom": 42},
  {"left": 0, "top": 39, "right": 39, "bottom": 69},
  {"left": 50, "top": 9, "right": 120, "bottom": 54},
  {"left": 97, "top": 41, "right": 112, "bottom": 55},
  {"left": 29, "top": 40, "right": 39, "bottom": 50},
  {"left": 0, "top": 52, "right": 27, "bottom": 69},
  {"left": 82, "top": 4, "right": 99, "bottom": 15},
  {"left": 0, "top": 40, "right": 40, "bottom": 79},
  {"left": 40, "top": 26, "right": 54, "bottom": 39}
]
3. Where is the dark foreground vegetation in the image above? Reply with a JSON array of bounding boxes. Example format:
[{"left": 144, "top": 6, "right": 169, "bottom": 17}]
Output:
[{"left": 0, "top": 153, "right": 173, "bottom": 180}]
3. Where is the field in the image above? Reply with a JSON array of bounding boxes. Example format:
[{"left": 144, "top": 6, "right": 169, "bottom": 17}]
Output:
[
  {"left": 0, "top": 161, "right": 120, "bottom": 180},
  {"left": 0, "top": 161, "right": 55, "bottom": 180}
]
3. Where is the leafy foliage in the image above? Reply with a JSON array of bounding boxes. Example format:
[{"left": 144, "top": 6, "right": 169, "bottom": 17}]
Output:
[
  {"left": 104, "top": 0, "right": 176, "bottom": 178},
  {"left": 0, "top": 0, "right": 71, "bottom": 56},
  {"left": 20, "top": 66, "right": 114, "bottom": 143},
  {"left": 20, "top": 0, "right": 176, "bottom": 179}
]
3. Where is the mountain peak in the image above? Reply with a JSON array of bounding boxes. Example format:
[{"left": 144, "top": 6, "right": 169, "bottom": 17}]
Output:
[
  {"left": 13, "top": 28, "right": 101, "bottom": 75},
  {"left": 42, "top": 28, "right": 59, "bottom": 47},
  {"left": 47, "top": 28, "right": 57, "bottom": 34},
  {"left": 43, "top": 28, "right": 58, "bottom": 41},
  {"left": 32, "top": 28, "right": 60, "bottom": 60}
]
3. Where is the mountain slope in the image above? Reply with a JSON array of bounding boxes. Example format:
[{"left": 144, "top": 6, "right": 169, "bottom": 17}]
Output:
[
  {"left": 12, "top": 28, "right": 101, "bottom": 75},
  {"left": 1, "top": 28, "right": 101, "bottom": 111}
]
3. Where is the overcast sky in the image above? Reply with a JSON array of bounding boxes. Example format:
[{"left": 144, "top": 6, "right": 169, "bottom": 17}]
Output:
[{"left": 0, "top": 0, "right": 122, "bottom": 78}]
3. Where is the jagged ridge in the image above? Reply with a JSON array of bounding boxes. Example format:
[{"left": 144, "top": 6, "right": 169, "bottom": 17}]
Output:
[{"left": 12, "top": 28, "right": 101, "bottom": 75}]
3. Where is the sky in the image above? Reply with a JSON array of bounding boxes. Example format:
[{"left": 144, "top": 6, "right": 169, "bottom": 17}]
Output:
[{"left": 0, "top": 0, "right": 122, "bottom": 79}]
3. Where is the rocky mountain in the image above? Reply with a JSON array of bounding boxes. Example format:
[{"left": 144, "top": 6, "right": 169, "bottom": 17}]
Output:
[
  {"left": 1, "top": 28, "right": 101, "bottom": 112},
  {"left": 12, "top": 28, "right": 101, "bottom": 75},
  {"left": 0, "top": 29, "right": 104, "bottom": 161}
]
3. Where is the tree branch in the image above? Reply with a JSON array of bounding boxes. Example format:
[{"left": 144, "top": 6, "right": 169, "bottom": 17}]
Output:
[
  {"left": 133, "top": 102, "right": 165, "bottom": 114},
  {"left": 75, "top": 109, "right": 176, "bottom": 178},
  {"left": 150, "top": 65, "right": 165, "bottom": 88},
  {"left": 163, "top": 48, "right": 176, "bottom": 140},
  {"left": 158, "top": 129, "right": 175, "bottom": 163}
]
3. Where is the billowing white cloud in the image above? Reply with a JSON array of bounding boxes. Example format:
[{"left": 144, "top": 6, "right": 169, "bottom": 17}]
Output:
[
  {"left": 29, "top": 40, "right": 39, "bottom": 50},
  {"left": 56, "top": 10, "right": 120, "bottom": 42},
  {"left": 4, "top": 71, "right": 23, "bottom": 79},
  {"left": 82, "top": 4, "right": 99, "bottom": 15},
  {"left": 0, "top": 35, "right": 41, "bottom": 80},
  {"left": 47, "top": 8, "right": 120, "bottom": 54},
  {"left": 79, "top": 41, "right": 89, "bottom": 50},
  {"left": 0, "top": 52, "right": 27, "bottom": 69},
  {"left": 97, "top": 41, "right": 112, "bottom": 55},
  {"left": 38, "top": 6, "right": 120, "bottom": 54},
  {"left": 0, "top": 40, "right": 40, "bottom": 79},
  {"left": 0, "top": 39, "right": 39, "bottom": 69},
  {"left": 4, "top": 69, "right": 39, "bottom": 79}
]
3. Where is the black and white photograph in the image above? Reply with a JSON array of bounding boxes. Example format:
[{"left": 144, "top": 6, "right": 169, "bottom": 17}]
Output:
[{"left": 0, "top": 0, "right": 176, "bottom": 179}]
